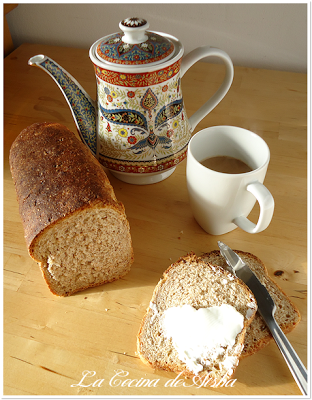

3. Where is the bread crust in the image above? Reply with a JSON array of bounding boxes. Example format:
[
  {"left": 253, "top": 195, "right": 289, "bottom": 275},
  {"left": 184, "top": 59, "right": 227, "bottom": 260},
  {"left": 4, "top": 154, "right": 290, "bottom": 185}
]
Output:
[{"left": 9, "top": 122, "right": 125, "bottom": 258}]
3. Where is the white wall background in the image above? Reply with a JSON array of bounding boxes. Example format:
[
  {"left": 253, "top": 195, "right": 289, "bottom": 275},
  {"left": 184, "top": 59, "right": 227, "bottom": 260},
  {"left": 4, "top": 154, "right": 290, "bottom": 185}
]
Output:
[{"left": 7, "top": 2, "right": 308, "bottom": 73}]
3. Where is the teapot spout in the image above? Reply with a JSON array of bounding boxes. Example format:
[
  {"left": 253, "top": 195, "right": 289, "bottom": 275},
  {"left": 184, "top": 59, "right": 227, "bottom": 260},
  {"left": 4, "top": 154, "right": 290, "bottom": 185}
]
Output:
[{"left": 28, "top": 55, "right": 97, "bottom": 156}]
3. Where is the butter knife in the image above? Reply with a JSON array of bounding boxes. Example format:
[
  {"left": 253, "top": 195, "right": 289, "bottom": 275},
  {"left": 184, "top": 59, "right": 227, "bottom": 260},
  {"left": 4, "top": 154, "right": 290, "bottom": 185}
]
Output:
[{"left": 218, "top": 241, "right": 308, "bottom": 395}]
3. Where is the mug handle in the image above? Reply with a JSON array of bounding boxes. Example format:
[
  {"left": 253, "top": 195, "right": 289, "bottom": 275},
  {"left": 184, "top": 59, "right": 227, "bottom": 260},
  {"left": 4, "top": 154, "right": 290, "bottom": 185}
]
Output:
[
  {"left": 180, "top": 46, "right": 234, "bottom": 132},
  {"left": 233, "top": 181, "right": 275, "bottom": 234}
]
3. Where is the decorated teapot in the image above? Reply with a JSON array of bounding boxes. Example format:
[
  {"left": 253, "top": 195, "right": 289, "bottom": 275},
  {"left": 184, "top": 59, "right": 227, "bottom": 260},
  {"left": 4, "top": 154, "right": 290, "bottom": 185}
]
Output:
[{"left": 29, "top": 17, "right": 234, "bottom": 184}]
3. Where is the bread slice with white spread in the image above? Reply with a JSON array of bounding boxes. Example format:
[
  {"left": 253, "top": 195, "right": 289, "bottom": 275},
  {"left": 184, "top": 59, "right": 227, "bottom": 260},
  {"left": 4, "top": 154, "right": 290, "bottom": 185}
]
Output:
[
  {"left": 137, "top": 253, "right": 257, "bottom": 382},
  {"left": 9, "top": 122, "right": 134, "bottom": 296},
  {"left": 201, "top": 250, "right": 301, "bottom": 358}
]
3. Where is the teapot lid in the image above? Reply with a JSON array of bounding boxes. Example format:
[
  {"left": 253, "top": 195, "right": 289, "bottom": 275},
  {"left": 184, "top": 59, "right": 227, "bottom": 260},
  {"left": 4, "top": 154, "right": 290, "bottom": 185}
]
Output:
[{"left": 95, "top": 17, "right": 176, "bottom": 66}]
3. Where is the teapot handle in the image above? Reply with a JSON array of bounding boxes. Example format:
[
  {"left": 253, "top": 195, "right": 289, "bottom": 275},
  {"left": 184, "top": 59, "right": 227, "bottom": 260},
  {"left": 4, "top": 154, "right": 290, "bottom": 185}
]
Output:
[{"left": 181, "top": 46, "right": 234, "bottom": 132}]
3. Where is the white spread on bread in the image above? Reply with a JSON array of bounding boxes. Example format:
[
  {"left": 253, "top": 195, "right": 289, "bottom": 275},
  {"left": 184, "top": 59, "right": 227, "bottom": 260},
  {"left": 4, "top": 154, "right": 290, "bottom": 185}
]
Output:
[
  {"left": 160, "top": 304, "right": 244, "bottom": 375},
  {"left": 246, "top": 300, "right": 257, "bottom": 319},
  {"left": 47, "top": 256, "right": 62, "bottom": 280},
  {"left": 149, "top": 301, "right": 158, "bottom": 323}
]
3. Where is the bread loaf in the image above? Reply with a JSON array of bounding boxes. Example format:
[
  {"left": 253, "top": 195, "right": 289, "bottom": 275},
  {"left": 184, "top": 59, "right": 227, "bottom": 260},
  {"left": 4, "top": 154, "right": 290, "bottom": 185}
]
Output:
[
  {"left": 137, "top": 253, "right": 257, "bottom": 382},
  {"left": 9, "top": 122, "right": 134, "bottom": 296},
  {"left": 201, "top": 250, "right": 301, "bottom": 357}
]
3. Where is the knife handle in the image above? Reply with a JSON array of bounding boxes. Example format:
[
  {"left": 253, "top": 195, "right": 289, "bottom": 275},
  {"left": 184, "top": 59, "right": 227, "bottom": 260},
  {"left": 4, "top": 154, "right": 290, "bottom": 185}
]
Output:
[{"left": 267, "top": 316, "right": 308, "bottom": 395}]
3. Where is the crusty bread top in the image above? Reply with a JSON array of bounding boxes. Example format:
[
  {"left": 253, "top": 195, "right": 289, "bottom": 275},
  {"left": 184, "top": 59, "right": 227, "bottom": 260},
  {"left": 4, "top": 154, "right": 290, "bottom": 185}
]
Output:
[
  {"left": 201, "top": 250, "right": 301, "bottom": 357},
  {"left": 137, "top": 253, "right": 257, "bottom": 380},
  {"left": 9, "top": 122, "right": 124, "bottom": 255}
]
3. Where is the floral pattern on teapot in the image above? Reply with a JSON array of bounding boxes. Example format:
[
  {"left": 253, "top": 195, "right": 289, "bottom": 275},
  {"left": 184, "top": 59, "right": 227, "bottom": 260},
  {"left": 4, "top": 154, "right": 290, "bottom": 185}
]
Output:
[
  {"left": 95, "top": 64, "right": 191, "bottom": 174},
  {"left": 38, "top": 58, "right": 97, "bottom": 155},
  {"left": 97, "top": 33, "right": 174, "bottom": 66},
  {"left": 94, "top": 60, "right": 181, "bottom": 87}
]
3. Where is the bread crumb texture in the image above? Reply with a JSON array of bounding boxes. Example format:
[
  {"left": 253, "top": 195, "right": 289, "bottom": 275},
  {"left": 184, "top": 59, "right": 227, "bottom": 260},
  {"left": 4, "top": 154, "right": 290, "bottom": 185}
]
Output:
[{"left": 38, "top": 205, "right": 133, "bottom": 296}]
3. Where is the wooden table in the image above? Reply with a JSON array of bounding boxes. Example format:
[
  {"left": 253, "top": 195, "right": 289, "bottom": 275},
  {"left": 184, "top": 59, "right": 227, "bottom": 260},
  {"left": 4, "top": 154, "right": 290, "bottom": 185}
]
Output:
[{"left": 3, "top": 44, "right": 308, "bottom": 396}]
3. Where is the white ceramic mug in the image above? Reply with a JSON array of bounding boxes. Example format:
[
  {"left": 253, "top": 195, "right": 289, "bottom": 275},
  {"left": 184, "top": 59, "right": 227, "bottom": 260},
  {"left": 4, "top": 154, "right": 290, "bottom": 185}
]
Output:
[{"left": 186, "top": 126, "right": 274, "bottom": 235}]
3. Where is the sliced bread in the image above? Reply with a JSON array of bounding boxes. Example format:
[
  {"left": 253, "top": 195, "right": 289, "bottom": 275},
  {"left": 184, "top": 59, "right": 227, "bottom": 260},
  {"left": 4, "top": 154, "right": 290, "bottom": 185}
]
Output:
[
  {"left": 9, "top": 122, "right": 134, "bottom": 296},
  {"left": 137, "top": 253, "right": 257, "bottom": 382},
  {"left": 201, "top": 250, "right": 301, "bottom": 357}
]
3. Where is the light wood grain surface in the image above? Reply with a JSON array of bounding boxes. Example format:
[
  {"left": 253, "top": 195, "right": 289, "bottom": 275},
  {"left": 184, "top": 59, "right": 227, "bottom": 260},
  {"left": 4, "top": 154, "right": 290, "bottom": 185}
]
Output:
[{"left": 3, "top": 43, "right": 307, "bottom": 396}]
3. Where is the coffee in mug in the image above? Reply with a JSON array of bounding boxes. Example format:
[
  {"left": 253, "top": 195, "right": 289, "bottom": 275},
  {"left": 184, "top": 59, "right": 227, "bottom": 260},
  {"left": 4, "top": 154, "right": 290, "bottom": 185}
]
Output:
[
  {"left": 199, "top": 155, "right": 253, "bottom": 174},
  {"left": 186, "top": 126, "right": 274, "bottom": 235}
]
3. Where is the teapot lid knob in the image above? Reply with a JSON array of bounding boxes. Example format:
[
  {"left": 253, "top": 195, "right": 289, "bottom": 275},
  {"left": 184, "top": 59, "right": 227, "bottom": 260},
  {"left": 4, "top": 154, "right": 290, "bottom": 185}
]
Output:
[{"left": 119, "top": 17, "right": 150, "bottom": 44}]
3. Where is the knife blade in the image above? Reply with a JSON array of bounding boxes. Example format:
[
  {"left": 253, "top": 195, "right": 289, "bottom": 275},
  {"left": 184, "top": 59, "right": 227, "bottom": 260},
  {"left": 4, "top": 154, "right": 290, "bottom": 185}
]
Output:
[{"left": 218, "top": 241, "right": 308, "bottom": 396}]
